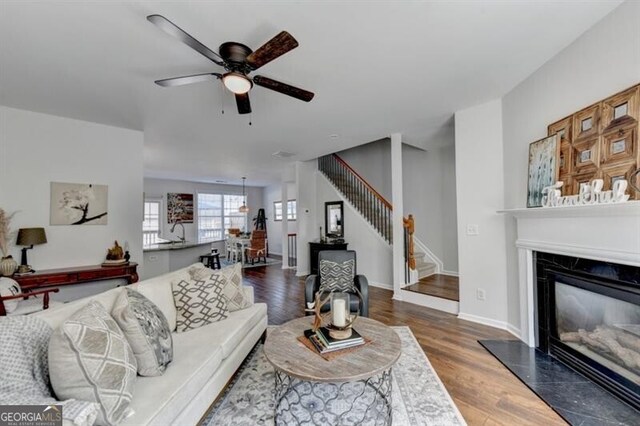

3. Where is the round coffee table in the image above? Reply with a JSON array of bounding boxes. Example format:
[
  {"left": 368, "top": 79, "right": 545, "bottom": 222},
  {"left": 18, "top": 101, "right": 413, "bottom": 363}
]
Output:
[{"left": 264, "top": 316, "right": 402, "bottom": 425}]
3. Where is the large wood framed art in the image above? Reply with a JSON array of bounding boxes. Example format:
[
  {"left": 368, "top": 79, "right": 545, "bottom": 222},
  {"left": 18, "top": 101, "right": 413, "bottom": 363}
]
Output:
[{"left": 547, "top": 83, "right": 640, "bottom": 200}]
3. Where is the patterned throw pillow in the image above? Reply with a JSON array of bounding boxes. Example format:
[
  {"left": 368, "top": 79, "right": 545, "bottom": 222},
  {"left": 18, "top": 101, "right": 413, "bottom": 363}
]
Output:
[
  {"left": 112, "top": 288, "right": 173, "bottom": 377},
  {"left": 172, "top": 275, "right": 229, "bottom": 332},
  {"left": 319, "top": 259, "right": 357, "bottom": 293},
  {"left": 48, "top": 301, "right": 137, "bottom": 426},
  {"left": 190, "top": 263, "right": 251, "bottom": 312}
]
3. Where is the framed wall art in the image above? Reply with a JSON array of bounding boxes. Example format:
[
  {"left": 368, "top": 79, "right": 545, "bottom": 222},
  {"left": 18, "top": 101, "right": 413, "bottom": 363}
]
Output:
[
  {"left": 527, "top": 135, "right": 560, "bottom": 208},
  {"left": 50, "top": 182, "right": 108, "bottom": 225},
  {"left": 167, "top": 193, "right": 194, "bottom": 223}
]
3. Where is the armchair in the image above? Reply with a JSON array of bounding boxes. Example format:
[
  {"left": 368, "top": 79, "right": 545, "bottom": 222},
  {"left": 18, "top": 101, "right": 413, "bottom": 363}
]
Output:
[{"left": 305, "top": 250, "right": 369, "bottom": 317}]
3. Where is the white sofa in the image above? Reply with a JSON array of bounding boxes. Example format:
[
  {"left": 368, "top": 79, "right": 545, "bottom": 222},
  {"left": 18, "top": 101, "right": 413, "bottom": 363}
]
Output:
[{"left": 34, "top": 265, "right": 268, "bottom": 426}]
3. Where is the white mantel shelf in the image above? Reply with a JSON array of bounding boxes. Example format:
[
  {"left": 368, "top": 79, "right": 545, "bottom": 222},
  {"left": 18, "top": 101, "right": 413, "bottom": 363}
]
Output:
[{"left": 497, "top": 201, "right": 640, "bottom": 218}]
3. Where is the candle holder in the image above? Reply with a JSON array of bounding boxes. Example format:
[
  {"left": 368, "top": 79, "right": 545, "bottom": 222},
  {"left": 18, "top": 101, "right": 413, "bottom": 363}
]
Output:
[{"left": 328, "top": 292, "right": 358, "bottom": 340}]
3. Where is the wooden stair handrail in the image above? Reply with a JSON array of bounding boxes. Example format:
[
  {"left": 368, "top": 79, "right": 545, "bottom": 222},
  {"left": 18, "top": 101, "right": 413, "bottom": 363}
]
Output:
[
  {"left": 332, "top": 154, "right": 393, "bottom": 210},
  {"left": 403, "top": 214, "right": 416, "bottom": 270}
]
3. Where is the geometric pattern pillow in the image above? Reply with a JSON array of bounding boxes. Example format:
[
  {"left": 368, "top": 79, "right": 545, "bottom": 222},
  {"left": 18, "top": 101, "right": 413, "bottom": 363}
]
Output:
[
  {"left": 111, "top": 288, "right": 173, "bottom": 377},
  {"left": 319, "top": 259, "right": 356, "bottom": 293},
  {"left": 190, "top": 263, "right": 251, "bottom": 312},
  {"left": 48, "top": 301, "right": 137, "bottom": 426},
  {"left": 172, "top": 275, "right": 229, "bottom": 333}
]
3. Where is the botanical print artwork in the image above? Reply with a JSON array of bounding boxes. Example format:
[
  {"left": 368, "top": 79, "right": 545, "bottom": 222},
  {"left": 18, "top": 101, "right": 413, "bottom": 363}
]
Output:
[
  {"left": 167, "top": 193, "right": 194, "bottom": 223},
  {"left": 527, "top": 135, "right": 559, "bottom": 208},
  {"left": 50, "top": 182, "right": 108, "bottom": 225}
]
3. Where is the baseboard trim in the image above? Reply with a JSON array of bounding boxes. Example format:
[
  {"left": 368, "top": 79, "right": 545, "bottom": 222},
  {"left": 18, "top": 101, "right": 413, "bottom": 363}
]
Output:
[
  {"left": 368, "top": 281, "right": 393, "bottom": 290},
  {"left": 441, "top": 270, "right": 459, "bottom": 277},
  {"left": 457, "top": 312, "right": 520, "bottom": 339},
  {"left": 296, "top": 270, "right": 310, "bottom": 277},
  {"left": 398, "top": 289, "right": 459, "bottom": 314}
]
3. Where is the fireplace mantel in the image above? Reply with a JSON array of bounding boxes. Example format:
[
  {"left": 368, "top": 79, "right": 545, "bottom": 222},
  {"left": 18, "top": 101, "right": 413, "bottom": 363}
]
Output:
[{"left": 502, "top": 200, "right": 640, "bottom": 347}]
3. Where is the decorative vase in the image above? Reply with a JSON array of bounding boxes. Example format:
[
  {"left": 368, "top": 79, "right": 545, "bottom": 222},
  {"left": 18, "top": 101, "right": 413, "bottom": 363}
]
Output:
[{"left": 0, "top": 256, "right": 18, "bottom": 276}]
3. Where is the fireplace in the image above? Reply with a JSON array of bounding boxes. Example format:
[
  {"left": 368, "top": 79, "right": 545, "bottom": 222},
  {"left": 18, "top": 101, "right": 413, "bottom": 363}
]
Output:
[{"left": 535, "top": 252, "right": 640, "bottom": 410}]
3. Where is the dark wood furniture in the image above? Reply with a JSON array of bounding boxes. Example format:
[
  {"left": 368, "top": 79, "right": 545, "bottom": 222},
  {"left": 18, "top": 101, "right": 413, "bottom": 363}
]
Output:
[
  {"left": 199, "top": 253, "right": 221, "bottom": 270},
  {"left": 309, "top": 241, "right": 348, "bottom": 275},
  {"left": 0, "top": 287, "right": 60, "bottom": 316},
  {"left": 246, "top": 230, "right": 267, "bottom": 265},
  {"left": 13, "top": 262, "right": 139, "bottom": 291}
]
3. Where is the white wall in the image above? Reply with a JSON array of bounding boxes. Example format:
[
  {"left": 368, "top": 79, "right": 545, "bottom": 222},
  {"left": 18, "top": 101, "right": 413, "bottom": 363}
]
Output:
[
  {"left": 295, "top": 160, "right": 318, "bottom": 275},
  {"left": 403, "top": 144, "right": 459, "bottom": 272},
  {"left": 316, "top": 174, "right": 393, "bottom": 287},
  {"left": 0, "top": 106, "right": 143, "bottom": 296},
  {"left": 337, "top": 139, "right": 392, "bottom": 201},
  {"left": 502, "top": 0, "right": 640, "bottom": 331},
  {"left": 143, "top": 177, "right": 264, "bottom": 242},
  {"left": 263, "top": 183, "right": 296, "bottom": 255},
  {"left": 454, "top": 99, "right": 509, "bottom": 327}
]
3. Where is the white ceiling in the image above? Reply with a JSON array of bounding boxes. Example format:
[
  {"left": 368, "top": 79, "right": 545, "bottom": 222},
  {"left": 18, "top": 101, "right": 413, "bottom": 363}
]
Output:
[{"left": 0, "top": 1, "right": 621, "bottom": 186}]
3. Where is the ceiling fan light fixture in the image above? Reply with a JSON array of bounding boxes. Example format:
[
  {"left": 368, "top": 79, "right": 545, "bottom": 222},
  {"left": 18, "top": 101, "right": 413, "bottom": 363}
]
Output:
[{"left": 223, "top": 72, "right": 252, "bottom": 94}]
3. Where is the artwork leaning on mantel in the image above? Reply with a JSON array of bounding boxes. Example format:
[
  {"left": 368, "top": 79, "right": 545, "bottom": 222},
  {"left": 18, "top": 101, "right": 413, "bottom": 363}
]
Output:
[
  {"left": 50, "top": 182, "right": 108, "bottom": 225},
  {"left": 527, "top": 135, "right": 560, "bottom": 207},
  {"left": 544, "top": 83, "right": 640, "bottom": 203}
]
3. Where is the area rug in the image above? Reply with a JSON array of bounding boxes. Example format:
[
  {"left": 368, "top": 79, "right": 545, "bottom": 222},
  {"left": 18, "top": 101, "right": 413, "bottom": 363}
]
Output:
[
  {"left": 220, "top": 257, "right": 282, "bottom": 269},
  {"left": 201, "top": 326, "right": 466, "bottom": 425}
]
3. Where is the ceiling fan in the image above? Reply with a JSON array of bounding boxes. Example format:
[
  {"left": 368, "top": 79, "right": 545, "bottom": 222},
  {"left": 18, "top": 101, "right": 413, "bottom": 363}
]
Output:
[{"left": 147, "top": 15, "right": 314, "bottom": 115}]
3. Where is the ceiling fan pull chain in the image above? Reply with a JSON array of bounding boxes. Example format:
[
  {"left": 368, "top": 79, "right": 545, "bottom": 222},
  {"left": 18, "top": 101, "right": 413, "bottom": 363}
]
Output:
[
  {"left": 249, "top": 112, "right": 252, "bottom": 126},
  {"left": 219, "top": 83, "right": 225, "bottom": 114}
]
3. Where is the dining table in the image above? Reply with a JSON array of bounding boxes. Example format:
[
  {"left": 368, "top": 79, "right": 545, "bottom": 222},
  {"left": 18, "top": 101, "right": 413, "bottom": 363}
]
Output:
[{"left": 227, "top": 236, "right": 252, "bottom": 265}]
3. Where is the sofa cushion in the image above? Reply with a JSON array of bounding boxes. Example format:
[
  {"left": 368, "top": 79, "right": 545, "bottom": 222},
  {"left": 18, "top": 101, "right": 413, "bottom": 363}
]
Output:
[
  {"left": 189, "top": 263, "right": 251, "bottom": 312},
  {"left": 172, "top": 275, "right": 229, "bottom": 332},
  {"left": 178, "top": 303, "right": 267, "bottom": 359},
  {"left": 123, "top": 334, "right": 224, "bottom": 425},
  {"left": 112, "top": 288, "right": 173, "bottom": 377},
  {"left": 48, "top": 301, "right": 137, "bottom": 426}
]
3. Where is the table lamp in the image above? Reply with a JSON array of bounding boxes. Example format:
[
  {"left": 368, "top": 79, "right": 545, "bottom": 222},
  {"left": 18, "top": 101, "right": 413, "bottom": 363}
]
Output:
[{"left": 16, "top": 227, "right": 47, "bottom": 273}]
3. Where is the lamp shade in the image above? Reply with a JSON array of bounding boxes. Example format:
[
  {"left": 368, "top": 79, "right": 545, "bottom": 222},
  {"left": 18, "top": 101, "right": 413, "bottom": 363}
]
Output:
[{"left": 16, "top": 228, "right": 47, "bottom": 246}]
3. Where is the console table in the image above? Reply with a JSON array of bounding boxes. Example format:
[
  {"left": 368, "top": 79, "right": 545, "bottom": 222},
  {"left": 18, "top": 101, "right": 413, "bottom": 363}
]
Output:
[
  {"left": 13, "top": 262, "right": 139, "bottom": 291},
  {"left": 309, "top": 241, "right": 348, "bottom": 275}
]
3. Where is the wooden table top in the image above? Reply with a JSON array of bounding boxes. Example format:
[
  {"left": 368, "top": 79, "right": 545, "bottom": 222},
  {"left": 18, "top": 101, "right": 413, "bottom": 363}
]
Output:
[{"left": 264, "top": 316, "right": 401, "bottom": 383}]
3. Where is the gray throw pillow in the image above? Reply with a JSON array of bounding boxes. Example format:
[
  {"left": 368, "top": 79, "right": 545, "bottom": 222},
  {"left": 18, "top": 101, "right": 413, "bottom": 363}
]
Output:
[
  {"left": 49, "top": 301, "right": 137, "bottom": 426},
  {"left": 112, "top": 288, "right": 173, "bottom": 377},
  {"left": 172, "top": 275, "right": 229, "bottom": 332},
  {"left": 319, "top": 259, "right": 356, "bottom": 293},
  {"left": 190, "top": 263, "right": 251, "bottom": 312}
]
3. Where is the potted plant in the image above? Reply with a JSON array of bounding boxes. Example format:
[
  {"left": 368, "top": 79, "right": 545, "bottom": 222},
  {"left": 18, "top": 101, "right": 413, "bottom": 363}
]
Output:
[{"left": 0, "top": 208, "right": 18, "bottom": 276}]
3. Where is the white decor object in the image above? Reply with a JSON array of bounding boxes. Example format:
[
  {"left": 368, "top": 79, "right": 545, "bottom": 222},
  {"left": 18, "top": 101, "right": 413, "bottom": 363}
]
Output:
[{"left": 541, "top": 179, "right": 629, "bottom": 208}]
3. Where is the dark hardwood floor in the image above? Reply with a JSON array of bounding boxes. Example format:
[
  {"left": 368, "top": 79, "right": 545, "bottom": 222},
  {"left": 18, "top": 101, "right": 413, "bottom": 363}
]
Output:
[
  {"left": 405, "top": 274, "right": 460, "bottom": 301},
  {"left": 243, "top": 265, "right": 566, "bottom": 426}
]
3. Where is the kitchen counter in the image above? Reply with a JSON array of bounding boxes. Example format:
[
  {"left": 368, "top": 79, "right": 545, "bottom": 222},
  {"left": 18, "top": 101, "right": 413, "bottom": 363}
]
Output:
[{"left": 143, "top": 241, "right": 213, "bottom": 252}]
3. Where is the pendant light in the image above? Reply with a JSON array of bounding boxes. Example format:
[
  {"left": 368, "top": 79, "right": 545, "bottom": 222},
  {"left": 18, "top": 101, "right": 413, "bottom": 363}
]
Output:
[{"left": 239, "top": 177, "right": 249, "bottom": 213}]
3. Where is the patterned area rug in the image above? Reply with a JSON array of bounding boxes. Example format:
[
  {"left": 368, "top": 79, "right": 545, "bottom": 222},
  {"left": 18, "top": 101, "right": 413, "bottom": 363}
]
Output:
[
  {"left": 202, "top": 326, "right": 466, "bottom": 425},
  {"left": 220, "top": 257, "right": 282, "bottom": 269}
]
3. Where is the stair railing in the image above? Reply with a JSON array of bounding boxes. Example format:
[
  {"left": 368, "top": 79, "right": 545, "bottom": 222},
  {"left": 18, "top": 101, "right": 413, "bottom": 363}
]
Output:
[{"left": 319, "top": 154, "right": 393, "bottom": 243}]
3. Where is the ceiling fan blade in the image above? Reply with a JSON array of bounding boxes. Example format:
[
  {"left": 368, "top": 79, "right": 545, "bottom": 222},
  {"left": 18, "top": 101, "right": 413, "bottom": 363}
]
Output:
[
  {"left": 147, "top": 14, "right": 225, "bottom": 66},
  {"left": 155, "top": 73, "right": 221, "bottom": 87},
  {"left": 246, "top": 31, "right": 298, "bottom": 70},
  {"left": 253, "top": 76, "right": 314, "bottom": 102},
  {"left": 235, "top": 93, "right": 252, "bottom": 114}
]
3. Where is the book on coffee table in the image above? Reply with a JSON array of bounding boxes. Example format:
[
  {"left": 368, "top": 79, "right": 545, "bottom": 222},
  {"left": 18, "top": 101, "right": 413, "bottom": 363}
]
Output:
[{"left": 304, "top": 328, "right": 365, "bottom": 354}]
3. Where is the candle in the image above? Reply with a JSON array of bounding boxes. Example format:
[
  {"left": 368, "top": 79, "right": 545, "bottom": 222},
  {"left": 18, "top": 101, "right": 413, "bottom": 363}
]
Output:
[{"left": 333, "top": 299, "right": 346, "bottom": 327}]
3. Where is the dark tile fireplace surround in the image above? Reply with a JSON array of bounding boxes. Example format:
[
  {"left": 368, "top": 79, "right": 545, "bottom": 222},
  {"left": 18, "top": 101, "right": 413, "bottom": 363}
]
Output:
[{"left": 482, "top": 252, "right": 640, "bottom": 425}]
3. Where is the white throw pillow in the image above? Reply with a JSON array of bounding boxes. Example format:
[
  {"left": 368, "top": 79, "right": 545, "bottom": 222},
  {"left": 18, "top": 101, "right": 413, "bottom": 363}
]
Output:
[
  {"left": 49, "top": 301, "right": 137, "bottom": 426},
  {"left": 0, "top": 277, "right": 21, "bottom": 313}
]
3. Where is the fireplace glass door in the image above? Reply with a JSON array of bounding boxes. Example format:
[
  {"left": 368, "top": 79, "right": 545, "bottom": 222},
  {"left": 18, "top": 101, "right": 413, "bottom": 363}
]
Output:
[{"left": 555, "top": 281, "right": 640, "bottom": 386}]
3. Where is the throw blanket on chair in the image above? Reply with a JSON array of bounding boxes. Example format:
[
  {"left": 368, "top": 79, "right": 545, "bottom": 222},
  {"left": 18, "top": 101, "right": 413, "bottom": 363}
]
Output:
[{"left": 0, "top": 316, "right": 99, "bottom": 426}]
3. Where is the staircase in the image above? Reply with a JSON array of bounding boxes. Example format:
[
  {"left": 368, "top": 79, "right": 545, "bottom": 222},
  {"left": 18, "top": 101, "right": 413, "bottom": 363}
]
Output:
[{"left": 318, "top": 154, "right": 438, "bottom": 282}]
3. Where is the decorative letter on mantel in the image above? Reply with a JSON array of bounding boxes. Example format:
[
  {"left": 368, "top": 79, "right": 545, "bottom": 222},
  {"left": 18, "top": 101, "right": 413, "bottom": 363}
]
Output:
[{"left": 541, "top": 179, "right": 629, "bottom": 208}]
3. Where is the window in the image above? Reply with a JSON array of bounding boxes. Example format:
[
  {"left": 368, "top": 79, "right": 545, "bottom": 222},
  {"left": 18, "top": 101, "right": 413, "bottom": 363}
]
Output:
[
  {"left": 143, "top": 200, "right": 161, "bottom": 245},
  {"left": 197, "top": 193, "right": 248, "bottom": 241},
  {"left": 274, "top": 200, "right": 296, "bottom": 221}
]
